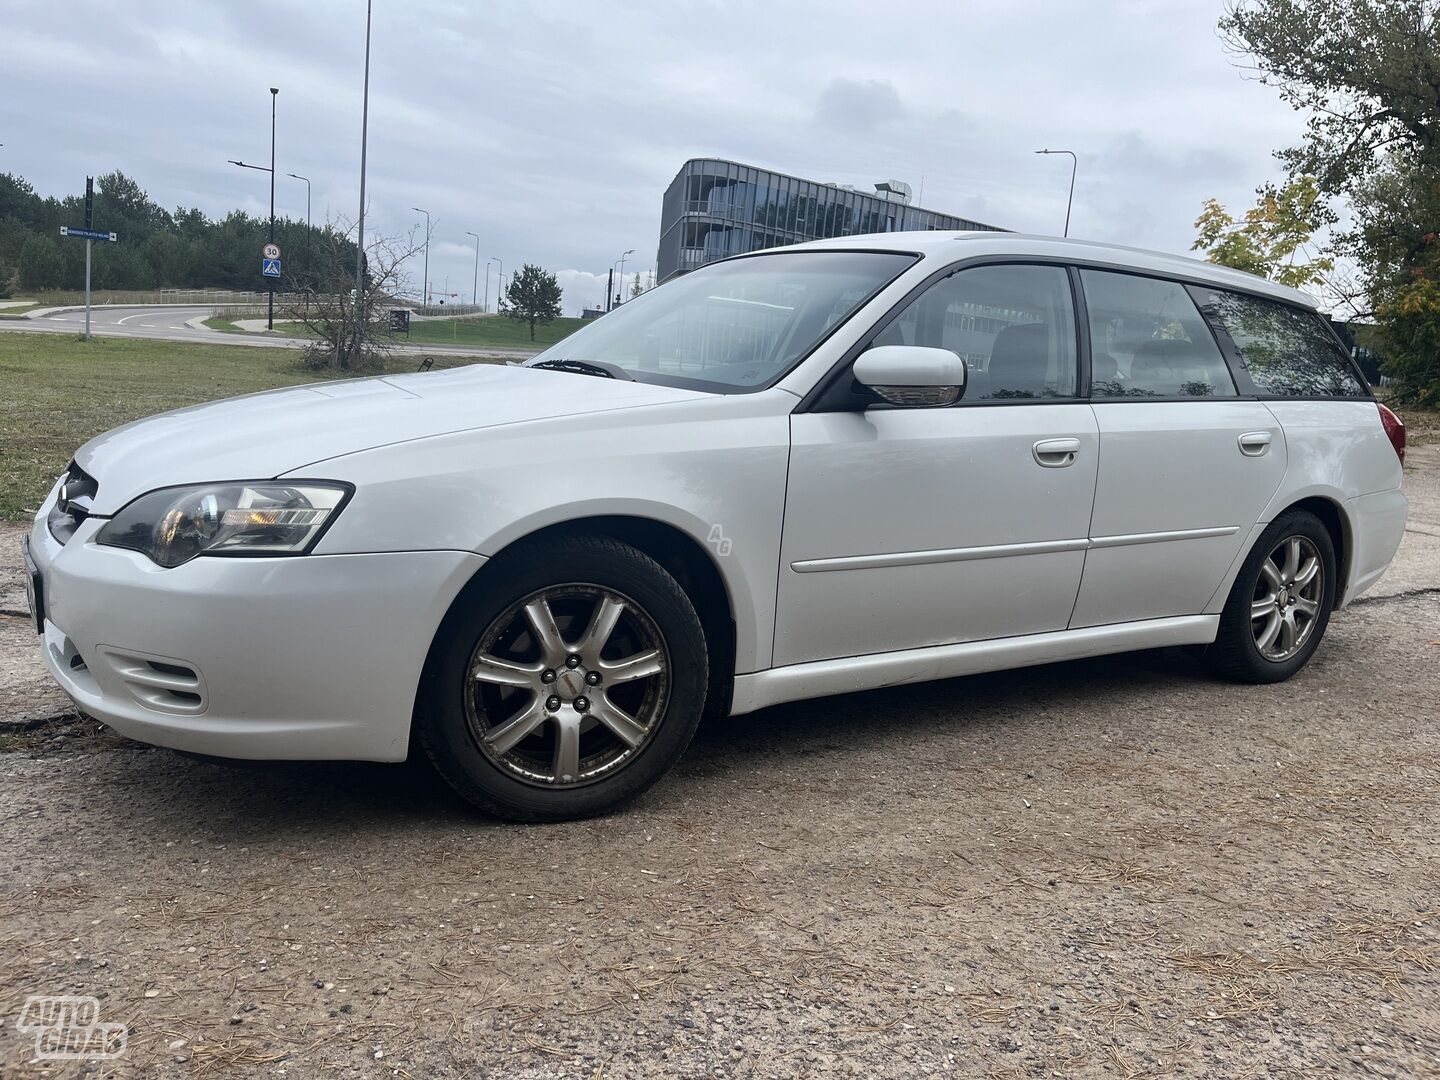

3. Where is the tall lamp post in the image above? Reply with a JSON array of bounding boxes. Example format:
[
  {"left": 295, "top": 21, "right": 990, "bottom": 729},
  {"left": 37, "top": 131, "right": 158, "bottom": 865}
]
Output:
[
  {"left": 607, "top": 249, "right": 630, "bottom": 311},
  {"left": 1034, "top": 148, "right": 1077, "bottom": 238},
  {"left": 228, "top": 87, "right": 280, "bottom": 329},
  {"left": 353, "top": 0, "right": 373, "bottom": 369},
  {"left": 491, "top": 257, "right": 503, "bottom": 311},
  {"left": 228, "top": 158, "right": 277, "bottom": 328},
  {"left": 465, "top": 231, "right": 481, "bottom": 308},
  {"left": 412, "top": 206, "right": 431, "bottom": 306},
  {"left": 286, "top": 172, "right": 311, "bottom": 315}
]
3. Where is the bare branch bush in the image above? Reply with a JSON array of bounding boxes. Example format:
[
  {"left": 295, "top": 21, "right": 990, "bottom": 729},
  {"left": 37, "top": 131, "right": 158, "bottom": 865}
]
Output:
[{"left": 284, "top": 217, "right": 424, "bottom": 372}]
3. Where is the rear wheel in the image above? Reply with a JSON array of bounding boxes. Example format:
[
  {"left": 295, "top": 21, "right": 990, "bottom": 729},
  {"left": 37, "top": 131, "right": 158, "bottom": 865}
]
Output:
[
  {"left": 1208, "top": 510, "right": 1336, "bottom": 684},
  {"left": 415, "top": 536, "right": 707, "bottom": 821}
]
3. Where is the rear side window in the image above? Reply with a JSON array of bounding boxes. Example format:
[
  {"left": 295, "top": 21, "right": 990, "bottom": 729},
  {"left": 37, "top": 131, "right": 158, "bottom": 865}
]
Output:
[
  {"left": 1193, "top": 289, "right": 1368, "bottom": 397},
  {"left": 871, "top": 263, "right": 1078, "bottom": 400},
  {"left": 1080, "top": 270, "right": 1236, "bottom": 398}
]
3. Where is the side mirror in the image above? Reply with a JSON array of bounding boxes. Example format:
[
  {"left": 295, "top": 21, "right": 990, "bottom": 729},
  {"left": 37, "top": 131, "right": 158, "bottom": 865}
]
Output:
[{"left": 852, "top": 345, "right": 966, "bottom": 407}]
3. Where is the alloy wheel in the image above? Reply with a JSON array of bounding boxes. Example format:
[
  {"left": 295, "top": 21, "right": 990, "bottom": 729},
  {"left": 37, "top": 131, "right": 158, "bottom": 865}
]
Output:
[
  {"left": 464, "top": 585, "right": 670, "bottom": 787},
  {"left": 1250, "top": 535, "right": 1324, "bottom": 662}
]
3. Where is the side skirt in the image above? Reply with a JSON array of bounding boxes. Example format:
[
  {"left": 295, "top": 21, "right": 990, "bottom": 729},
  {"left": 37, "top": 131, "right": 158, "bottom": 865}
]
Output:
[{"left": 728, "top": 615, "right": 1220, "bottom": 716}]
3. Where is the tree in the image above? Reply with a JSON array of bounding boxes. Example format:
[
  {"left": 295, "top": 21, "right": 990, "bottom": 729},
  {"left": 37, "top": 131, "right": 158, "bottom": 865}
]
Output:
[
  {"left": 18, "top": 235, "right": 62, "bottom": 290},
  {"left": 1220, "top": 1, "right": 1440, "bottom": 197},
  {"left": 1221, "top": 0, "right": 1440, "bottom": 400},
  {"left": 1192, "top": 176, "right": 1335, "bottom": 288},
  {"left": 502, "top": 263, "right": 562, "bottom": 341},
  {"left": 284, "top": 218, "right": 420, "bottom": 372}
]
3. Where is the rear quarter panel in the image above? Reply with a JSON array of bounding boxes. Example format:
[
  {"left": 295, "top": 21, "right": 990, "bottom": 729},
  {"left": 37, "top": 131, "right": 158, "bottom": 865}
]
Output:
[{"left": 1259, "top": 399, "right": 1406, "bottom": 604}]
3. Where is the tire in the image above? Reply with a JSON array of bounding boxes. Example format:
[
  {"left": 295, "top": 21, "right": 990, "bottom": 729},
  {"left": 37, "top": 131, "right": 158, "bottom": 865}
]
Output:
[
  {"left": 415, "top": 535, "right": 708, "bottom": 821},
  {"left": 1208, "top": 510, "right": 1337, "bottom": 684}
]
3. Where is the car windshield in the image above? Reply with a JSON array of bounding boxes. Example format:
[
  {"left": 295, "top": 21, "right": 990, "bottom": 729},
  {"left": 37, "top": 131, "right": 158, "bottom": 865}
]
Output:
[{"left": 525, "top": 250, "right": 916, "bottom": 391}]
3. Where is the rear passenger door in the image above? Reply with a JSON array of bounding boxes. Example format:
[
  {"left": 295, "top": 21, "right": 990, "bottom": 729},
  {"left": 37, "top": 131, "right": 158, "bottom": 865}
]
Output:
[{"left": 1071, "top": 269, "right": 1287, "bottom": 627}]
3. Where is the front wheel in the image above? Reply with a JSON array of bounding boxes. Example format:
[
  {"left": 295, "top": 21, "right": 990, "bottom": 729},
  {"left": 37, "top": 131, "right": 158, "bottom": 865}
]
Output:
[
  {"left": 415, "top": 536, "right": 708, "bottom": 821},
  {"left": 1208, "top": 510, "right": 1337, "bottom": 684}
]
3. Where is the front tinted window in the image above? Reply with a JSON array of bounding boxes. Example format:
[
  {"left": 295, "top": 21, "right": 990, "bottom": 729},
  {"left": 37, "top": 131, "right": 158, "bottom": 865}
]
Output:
[
  {"left": 526, "top": 251, "right": 914, "bottom": 391},
  {"left": 872, "top": 264, "right": 1078, "bottom": 399},
  {"left": 1194, "top": 289, "right": 1368, "bottom": 397},
  {"left": 1080, "top": 270, "right": 1236, "bottom": 398}
]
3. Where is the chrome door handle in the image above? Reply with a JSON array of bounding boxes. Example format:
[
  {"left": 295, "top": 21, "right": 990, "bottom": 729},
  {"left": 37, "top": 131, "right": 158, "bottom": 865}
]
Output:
[
  {"left": 1238, "top": 431, "right": 1273, "bottom": 456},
  {"left": 1033, "top": 438, "right": 1080, "bottom": 468}
]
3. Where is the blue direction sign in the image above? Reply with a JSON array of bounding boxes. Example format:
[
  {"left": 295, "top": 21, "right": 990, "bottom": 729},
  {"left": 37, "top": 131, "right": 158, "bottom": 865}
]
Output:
[
  {"left": 261, "top": 258, "right": 282, "bottom": 279},
  {"left": 59, "top": 226, "right": 117, "bottom": 242}
]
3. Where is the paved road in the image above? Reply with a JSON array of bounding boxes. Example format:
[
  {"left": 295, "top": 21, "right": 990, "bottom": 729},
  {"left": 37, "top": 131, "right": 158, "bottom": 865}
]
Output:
[{"left": 0, "top": 305, "right": 543, "bottom": 360}]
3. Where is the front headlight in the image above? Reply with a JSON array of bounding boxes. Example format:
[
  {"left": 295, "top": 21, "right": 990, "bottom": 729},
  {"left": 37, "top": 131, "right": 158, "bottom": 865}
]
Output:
[{"left": 96, "top": 481, "right": 351, "bottom": 568}]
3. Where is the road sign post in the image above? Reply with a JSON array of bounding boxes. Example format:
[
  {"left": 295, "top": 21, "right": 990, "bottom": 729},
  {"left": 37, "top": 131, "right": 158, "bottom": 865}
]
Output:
[
  {"left": 59, "top": 177, "right": 118, "bottom": 341},
  {"left": 261, "top": 245, "right": 283, "bottom": 313}
]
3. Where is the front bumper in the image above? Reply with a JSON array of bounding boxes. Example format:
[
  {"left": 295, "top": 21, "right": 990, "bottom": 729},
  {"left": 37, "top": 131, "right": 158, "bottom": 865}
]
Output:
[{"left": 27, "top": 513, "right": 484, "bottom": 762}]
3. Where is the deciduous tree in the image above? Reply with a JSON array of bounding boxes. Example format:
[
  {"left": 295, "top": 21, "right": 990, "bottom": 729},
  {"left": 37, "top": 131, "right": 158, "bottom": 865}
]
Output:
[
  {"left": 1221, "top": 0, "right": 1440, "bottom": 399},
  {"left": 285, "top": 218, "right": 423, "bottom": 373},
  {"left": 1192, "top": 176, "right": 1334, "bottom": 288}
]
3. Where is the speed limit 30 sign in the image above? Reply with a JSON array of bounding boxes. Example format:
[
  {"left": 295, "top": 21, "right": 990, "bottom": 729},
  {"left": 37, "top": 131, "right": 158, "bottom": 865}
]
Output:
[{"left": 262, "top": 242, "right": 282, "bottom": 260}]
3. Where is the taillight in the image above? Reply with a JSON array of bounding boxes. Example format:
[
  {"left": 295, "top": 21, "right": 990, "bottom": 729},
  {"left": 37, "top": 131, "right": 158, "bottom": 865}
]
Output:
[{"left": 1377, "top": 402, "right": 1406, "bottom": 465}]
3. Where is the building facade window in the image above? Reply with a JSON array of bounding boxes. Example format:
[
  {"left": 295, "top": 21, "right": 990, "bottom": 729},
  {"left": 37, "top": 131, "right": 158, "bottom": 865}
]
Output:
[{"left": 657, "top": 158, "right": 1004, "bottom": 282}]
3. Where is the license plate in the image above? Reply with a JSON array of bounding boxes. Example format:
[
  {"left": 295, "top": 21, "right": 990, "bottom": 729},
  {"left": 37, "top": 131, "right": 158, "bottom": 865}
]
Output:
[{"left": 20, "top": 536, "right": 44, "bottom": 635}]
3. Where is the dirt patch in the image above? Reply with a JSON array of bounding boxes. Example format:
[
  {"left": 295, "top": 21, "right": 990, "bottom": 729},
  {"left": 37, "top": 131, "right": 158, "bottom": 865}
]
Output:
[
  {"left": 3, "top": 457, "right": 1438, "bottom": 1078},
  {"left": 0, "top": 589, "right": 1436, "bottom": 1078}
]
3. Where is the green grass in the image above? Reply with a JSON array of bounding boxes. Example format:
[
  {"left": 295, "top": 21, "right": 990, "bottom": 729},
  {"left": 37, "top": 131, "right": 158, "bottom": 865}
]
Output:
[
  {"left": 0, "top": 332, "right": 489, "bottom": 521},
  {"left": 269, "top": 315, "right": 586, "bottom": 349},
  {"left": 201, "top": 316, "right": 253, "bottom": 333},
  {"left": 0, "top": 302, "right": 42, "bottom": 319}
]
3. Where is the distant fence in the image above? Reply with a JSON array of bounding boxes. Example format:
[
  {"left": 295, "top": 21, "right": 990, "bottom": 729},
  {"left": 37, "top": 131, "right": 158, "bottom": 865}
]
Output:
[
  {"left": 410, "top": 302, "right": 489, "bottom": 318},
  {"left": 28, "top": 288, "right": 305, "bottom": 308}
]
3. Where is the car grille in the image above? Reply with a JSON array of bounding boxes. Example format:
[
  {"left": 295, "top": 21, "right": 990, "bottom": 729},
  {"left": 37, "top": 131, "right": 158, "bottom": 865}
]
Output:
[{"left": 47, "top": 461, "right": 99, "bottom": 545}]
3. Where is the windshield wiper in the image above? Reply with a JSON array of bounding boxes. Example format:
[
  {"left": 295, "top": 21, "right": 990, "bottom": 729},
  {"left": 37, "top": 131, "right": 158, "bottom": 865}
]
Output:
[{"left": 529, "top": 358, "right": 631, "bottom": 380}]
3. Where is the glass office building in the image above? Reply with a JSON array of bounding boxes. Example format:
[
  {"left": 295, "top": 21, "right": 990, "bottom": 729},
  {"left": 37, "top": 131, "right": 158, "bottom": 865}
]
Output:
[{"left": 657, "top": 157, "right": 1003, "bottom": 281}]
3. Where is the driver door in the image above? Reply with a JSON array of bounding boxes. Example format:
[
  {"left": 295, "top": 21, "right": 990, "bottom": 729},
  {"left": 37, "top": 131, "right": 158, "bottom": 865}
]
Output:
[{"left": 775, "top": 262, "right": 1099, "bottom": 666}]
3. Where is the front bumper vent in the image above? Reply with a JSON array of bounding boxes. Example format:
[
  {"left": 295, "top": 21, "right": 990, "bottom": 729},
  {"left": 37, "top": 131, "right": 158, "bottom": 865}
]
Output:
[{"left": 97, "top": 648, "right": 208, "bottom": 715}]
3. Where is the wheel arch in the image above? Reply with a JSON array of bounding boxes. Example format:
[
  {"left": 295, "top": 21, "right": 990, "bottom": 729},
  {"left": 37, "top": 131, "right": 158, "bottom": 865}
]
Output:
[
  {"left": 1279, "top": 494, "right": 1353, "bottom": 604},
  {"left": 1206, "top": 489, "right": 1354, "bottom": 615},
  {"left": 416, "top": 515, "right": 738, "bottom": 735}
]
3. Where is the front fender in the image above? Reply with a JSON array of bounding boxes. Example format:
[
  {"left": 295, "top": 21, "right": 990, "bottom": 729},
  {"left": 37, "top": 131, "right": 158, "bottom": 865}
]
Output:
[{"left": 298, "top": 394, "right": 794, "bottom": 673}]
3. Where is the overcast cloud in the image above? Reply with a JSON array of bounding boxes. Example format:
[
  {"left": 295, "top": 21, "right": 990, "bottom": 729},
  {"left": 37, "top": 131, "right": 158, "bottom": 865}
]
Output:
[{"left": 0, "top": 0, "right": 1305, "bottom": 312}]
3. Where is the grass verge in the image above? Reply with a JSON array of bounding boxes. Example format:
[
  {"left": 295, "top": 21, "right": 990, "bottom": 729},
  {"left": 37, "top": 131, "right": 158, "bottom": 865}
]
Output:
[
  {"left": 202, "top": 316, "right": 249, "bottom": 333},
  {"left": 0, "top": 332, "right": 489, "bottom": 521},
  {"left": 271, "top": 314, "right": 586, "bottom": 349}
]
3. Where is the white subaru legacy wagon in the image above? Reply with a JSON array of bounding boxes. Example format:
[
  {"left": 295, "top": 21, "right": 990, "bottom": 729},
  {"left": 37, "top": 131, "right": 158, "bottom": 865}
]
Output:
[{"left": 24, "top": 233, "right": 1408, "bottom": 820}]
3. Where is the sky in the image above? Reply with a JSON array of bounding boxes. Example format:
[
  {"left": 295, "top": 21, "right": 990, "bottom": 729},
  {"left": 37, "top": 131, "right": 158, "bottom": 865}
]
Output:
[{"left": 0, "top": 0, "right": 1309, "bottom": 313}]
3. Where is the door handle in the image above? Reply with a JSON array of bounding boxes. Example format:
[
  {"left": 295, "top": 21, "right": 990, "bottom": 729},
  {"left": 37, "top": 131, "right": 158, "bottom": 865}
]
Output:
[
  {"left": 1033, "top": 438, "right": 1081, "bottom": 468},
  {"left": 1238, "top": 431, "right": 1273, "bottom": 457}
]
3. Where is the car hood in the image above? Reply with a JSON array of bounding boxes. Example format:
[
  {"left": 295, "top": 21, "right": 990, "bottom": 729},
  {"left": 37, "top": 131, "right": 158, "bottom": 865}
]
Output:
[{"left": 75, "top": 362, "right": 708, "bottom": 513}]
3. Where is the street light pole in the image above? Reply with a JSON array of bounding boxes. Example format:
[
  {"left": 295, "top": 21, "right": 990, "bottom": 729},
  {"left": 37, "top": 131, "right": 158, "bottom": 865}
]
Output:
[
  {"left": 228, "top": 153, "right": 277, "bottom": 323},
  {"left": 610, "top": 249, "right": 634, "bottom": 310},
  {"left": 353, "top": 0, "right": 373, "bottom": 370},
  {"left": 287, "top": 172, "right": 310, "bottom": 316},
  {"left": 491, "top": 257, "right": 503, "bottom": 311},
  {"left": 267, "top": 87, "right": 278, "bottom": 329},
  {"left": 412, "top": 207, "right": 431, "bottom": 307},
  {"left": 466, "top": 231, "right": 480, "bottom": 308},
  {"left": 1034, "top": 148, "right": 1077, "bottom": 238}
]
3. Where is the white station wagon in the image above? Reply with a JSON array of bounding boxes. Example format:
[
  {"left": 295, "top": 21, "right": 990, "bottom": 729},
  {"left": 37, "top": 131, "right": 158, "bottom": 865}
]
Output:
[{"left": 24, "top": 233, "right": 1408, "bottom": 820}]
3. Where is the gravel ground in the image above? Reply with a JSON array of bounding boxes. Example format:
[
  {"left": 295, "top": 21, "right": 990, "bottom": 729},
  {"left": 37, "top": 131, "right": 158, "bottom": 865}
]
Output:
[{"left": 0, "top": 448, "right": 1437, "bottom": 1079}]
